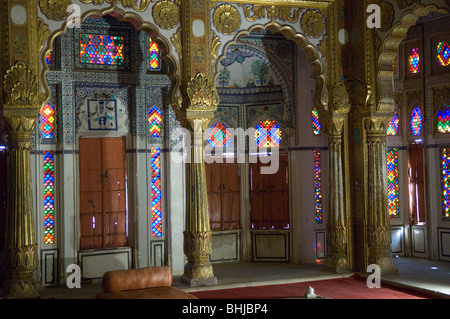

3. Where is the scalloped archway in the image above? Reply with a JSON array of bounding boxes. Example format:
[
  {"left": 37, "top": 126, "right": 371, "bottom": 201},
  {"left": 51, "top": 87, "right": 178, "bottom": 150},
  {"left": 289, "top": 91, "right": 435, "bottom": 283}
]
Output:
[{"left": 377, "top": 4, "right": 449, "bottom": 112}]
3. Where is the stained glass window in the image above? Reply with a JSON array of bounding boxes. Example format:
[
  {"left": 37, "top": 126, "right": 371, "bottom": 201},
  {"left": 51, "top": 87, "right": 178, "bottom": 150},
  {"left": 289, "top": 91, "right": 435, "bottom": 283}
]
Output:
[
  {"left": 43, "top": 151, "right": 55, "bottom": 244},
  {"left": 208, "top": 122, "right": 232, "bottom": 148},
  {"left": 80, "top": 34, "right": 124, "bottom": 65},
  {"left": 148, "top": 106, "right": 163, "bottom": 138},
  {"left": 255, "top": 119, "right": 281, "bottom": 148},
  {"left": 437, "top": 104, "right": 450, "bottom": 133},
  {"left": 314, "top": 149, "right": 323, "bottom": 224},
  {"left": 410, "top": 106, "right": 423, "bottom": 136},
  {"left": 437, "top": 41, "right": 450, "bottom": 67},
  {"left": 441, "top": 147, "right": 450, "bottom": 220},
  {"left": 151, "top": 147, "right": 162, "bottom": 237},
  {"left": 46, "top": 52, "right": 52, "bottom": 65},
  {"left": 149, "top": 41, "right": 160, "bottom": 70},
  {"left": 312, "top": 107, "right": 321, "bottom": 135},
  {"left": 41, "top": 103, "right": 55, "bottom": 139},
  {"left": 410, "top": 47, "right": 420, "bottom": 74},
  {"left": 387, "top": 148, "right": 399, "bottom": 218},
  {"left": 387, "top": 111, "right": 399, "bottom": 136}
]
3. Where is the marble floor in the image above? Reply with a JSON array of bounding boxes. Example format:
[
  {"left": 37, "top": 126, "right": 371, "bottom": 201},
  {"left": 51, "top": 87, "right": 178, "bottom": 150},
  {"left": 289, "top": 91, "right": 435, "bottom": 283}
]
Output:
[{"left": 27, "top": 257, "right": 450, "bottom": 299}]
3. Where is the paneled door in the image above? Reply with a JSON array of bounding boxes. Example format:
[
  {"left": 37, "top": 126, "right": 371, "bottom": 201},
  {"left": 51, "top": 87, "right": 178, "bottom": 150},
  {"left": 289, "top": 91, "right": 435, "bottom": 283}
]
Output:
[
  {"left": 250, "top": 153, "right": 289, "bottom": 230},
  {"left": 79, "top": 137, "right": 127, "bottom": 250},
  {"left": 250, "top": 153, "right": 290, "bottom": 262},
  {"left": 206, "top": 161, "right": 240, "bottom": 231},
  {"left": 408, "top": 142, "right": 426, "bottom": 258}
]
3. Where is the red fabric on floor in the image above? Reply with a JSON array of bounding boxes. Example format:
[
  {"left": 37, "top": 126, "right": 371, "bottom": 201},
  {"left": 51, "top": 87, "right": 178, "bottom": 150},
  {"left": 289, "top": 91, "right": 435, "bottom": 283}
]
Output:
[{"left": 190, "top": 274, "right": 440, "bottom": 299}]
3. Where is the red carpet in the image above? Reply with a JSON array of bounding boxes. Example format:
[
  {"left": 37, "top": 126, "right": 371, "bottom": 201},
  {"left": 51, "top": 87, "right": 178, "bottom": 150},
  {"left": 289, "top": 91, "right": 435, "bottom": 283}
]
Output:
[{"left": 191, "top": 274, "right": 440, "bottom": 299}]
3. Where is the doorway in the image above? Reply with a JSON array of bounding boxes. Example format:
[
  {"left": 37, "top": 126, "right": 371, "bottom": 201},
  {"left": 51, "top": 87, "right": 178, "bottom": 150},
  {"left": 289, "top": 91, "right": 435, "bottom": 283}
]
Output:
[
  {"left": 250, "top": 153, "right": 290, "bottom": 261},
  {"left": 408, "top": 142, "right": 426, "bottom": 257},
  {"left": 79, "top": 137, "right": 127, "bottom": 250}
]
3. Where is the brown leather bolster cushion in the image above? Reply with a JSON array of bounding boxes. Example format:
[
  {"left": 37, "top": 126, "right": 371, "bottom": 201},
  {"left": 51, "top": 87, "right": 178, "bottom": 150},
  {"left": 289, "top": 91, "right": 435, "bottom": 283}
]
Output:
[{"left": 102, "top": 266, "right": 173, "bottom": 292}]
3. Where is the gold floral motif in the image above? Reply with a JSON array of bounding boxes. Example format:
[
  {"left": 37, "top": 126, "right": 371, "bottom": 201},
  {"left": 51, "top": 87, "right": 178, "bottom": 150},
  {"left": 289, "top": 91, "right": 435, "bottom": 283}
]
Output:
[
  {"left": 38, "top": 18, "right": 51, "bottom": 52},
  {"left": 240, "top": 4, "right": 266, "bottom": 21},
  {"left": 187, "top": 73, "right": 218, "bottom": 111},
  {"left": 170, "top": 27, "right": 182, "bottom": 55},
  {"left": 213, "top": 4, "right": 241, "bottom": 35},
  {"left": 79, "top": 0, "right": 153, "bottom": 11},
  {"left": 3, "top": 63, "right": 44, "bottom": 107},
  {"left": 152, "top": 0, "right": 180, "bottom": 30},
  {"left": 300, "top": 10, "right": 325, "bottom": 38},
  {"left": 39, "top": 0, "right": 72, "bottom": 21}
]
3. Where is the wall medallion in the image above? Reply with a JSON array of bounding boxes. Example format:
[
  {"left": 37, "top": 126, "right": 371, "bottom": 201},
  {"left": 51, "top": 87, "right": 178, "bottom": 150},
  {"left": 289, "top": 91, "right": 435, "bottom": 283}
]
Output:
[
  {"left": 300, "top": 10, "right": 325, "bottom": 38},
  {"left": 153, "top": 0, "right": 180, "bottom": 30},
  {"left": 213, "top": 4, "right": 241, "bottom": 35},
  {"left": 39, "top": 0, "right": 72, "bottom": 21}
]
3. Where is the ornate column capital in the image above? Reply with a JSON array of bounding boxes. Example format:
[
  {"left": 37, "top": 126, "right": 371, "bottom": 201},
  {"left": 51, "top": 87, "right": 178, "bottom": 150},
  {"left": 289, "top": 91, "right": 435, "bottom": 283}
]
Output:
[{"left": 363, "top": 114, "right": 392, "bottom": 137}]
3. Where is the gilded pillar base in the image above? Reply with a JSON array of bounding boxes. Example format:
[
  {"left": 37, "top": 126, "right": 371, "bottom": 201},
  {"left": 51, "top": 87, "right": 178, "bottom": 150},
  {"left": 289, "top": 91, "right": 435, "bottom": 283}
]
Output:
[
  {"left": 367, "top": 226, "right": 398, "bottom": 275},
  {"left": 2, "top": 244, "right": 39, "bottom": 299},
  {"left": 325, "top": 225, "right": 349, "bottom": 273},
  {"left": 181, "top": 231, "right": 218, "bottom": 287}
]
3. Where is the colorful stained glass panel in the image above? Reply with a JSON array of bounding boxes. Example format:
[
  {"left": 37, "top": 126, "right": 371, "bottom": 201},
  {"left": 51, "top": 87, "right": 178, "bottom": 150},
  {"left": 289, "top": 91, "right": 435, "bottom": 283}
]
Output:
[
  {"left": 410, "top": 47, "right": 420, "bottom": 73},
  {"left": 43, "top": 151, "right": 55, "bottom": 244},
  {"left": 151, "top": 147, "right": 162, "bottom": 237},
  {"left": 41, "top": 103, "right": 55, "bottom": 139},
  {"left": 437, "top": 104, "right": 450, "bottom": 133},
  {"left": 208, "top": 122, "right": 232, "bottom": 148},
  {"left": 410, "top": 107, "right": 423, "bottom": 136},
  {"left": 255, "top": 120, "right": 281, "bottom": 148},
  {"left": 314, "top": 149, "right": 323, "bottom": 223},
  {"left": 149, "top": 41, "right": 160, "bottom": 70},
  {"left": 148, "top": 106, "right": 163, "bottom": 138},
  {"left": 387, "top": 111, "right": 399, "bottom": 136},
  {"left": 312, "top": 107, "right": 321, "bottom": 135},
  {"left": 387, "top": 148, "right": 399, "bottom": 218},
  {"left": 441, "top": 147, "right": 450, "bottom": 220},
  {"left": 437, "top": 41, "right": 450, "bottom": 67},
  {"left": 80, "top": 34, "right": 124, "bottom": 66}
]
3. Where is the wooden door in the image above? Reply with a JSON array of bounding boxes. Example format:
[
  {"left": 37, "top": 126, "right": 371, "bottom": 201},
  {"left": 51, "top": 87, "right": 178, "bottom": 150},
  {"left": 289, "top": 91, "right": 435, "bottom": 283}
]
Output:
[
  {"left": 79, "top": 137, "right": 127, "bottom": 249},
  {"left": 206, "top": 161, "right": 240, "bottom": 231},
  {"left": 408, "top": 142, "right": 426, "bottom": 224},
  {"left": 250, "top": 154, "right": 289, "bottom": 229}
]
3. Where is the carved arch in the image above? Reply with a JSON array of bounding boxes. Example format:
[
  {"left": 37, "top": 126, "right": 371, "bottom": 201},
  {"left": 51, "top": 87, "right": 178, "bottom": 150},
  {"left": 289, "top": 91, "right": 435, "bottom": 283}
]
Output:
[
  {"left": 214, "top": 21, "right": 328, "bottom": 120},
  {"left": 377, "top": 3, "right": 449, "bottom": 112},
  {"left": 39, "top": 5, "right": 181, "bottom": 117}
]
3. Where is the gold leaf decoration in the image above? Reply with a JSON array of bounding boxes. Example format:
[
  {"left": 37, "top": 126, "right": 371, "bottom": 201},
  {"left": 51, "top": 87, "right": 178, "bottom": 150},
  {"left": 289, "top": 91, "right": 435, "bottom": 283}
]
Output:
[
  {"left": 170, "top": 27, "right": 182, "bottom": 55},
  {"left": 3, "top": 63, "right": 44, "bottom": 106},
  {"left": 79, "top": 0, "right": 152, "bottom": 11},
  {"left": 39, "top": 0, "right": 72, "bottom": 21},
  {"left": 38, "top": 18, "right": 51, "bottom": 51},
  {"left": 153, "top": 0, "right": 180, "bottom": 30},
  {"left": 213, "top": 4, "right": 241, "bottom": 35},
  {"left": 300, "top": 10, "right": 325, "bottom": 38},
  {"left": 210, "top": 31, "right": 221, "bottom": 63},
  {"left": 277, "top": 6, "right": 301, "bottom": 23},
  {"left": 240, "top": 4, "right": 265, "bottom": 22},
  {"left": 187, "top": 73, "right": 218, "bottom": 110}
]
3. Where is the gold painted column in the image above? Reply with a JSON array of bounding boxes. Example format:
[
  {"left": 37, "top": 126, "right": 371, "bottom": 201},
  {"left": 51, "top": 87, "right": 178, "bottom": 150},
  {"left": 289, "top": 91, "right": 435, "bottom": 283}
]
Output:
[
  {"left": 0, "top": 0, "right": 45, "bottom": 298},
  {"left": 364, "top": 117, "right": 397, "bottom": 274},
  {"left": 179, "top": 0, "right": 217, "bottom": 286},
  {"left": 324, "top": 116, "right": 349, "bottom": 273}
]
